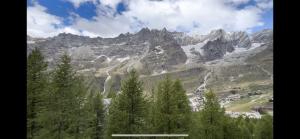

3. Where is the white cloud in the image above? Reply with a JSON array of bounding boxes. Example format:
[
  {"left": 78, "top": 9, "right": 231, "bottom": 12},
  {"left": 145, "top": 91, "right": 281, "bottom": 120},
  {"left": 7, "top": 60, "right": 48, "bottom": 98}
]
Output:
[
  {"left": 27, "top": 2, "right": 98, "bottom": 38},
  {"left": 100, "top": 0, "right": 123, "bottom": 8},
  {"left": 65, "top": 0, "right": 123, "bottom": 9},
  {"left": 255, "top": 0, "right": 273, "bottom": 10},
  {"left": 224, "top": 0, "right": 251, "bottom": 5},
  {"left": 233, "top": 6, "right": 264, "bottom": 30},
  {"left": 27, "top": 3, "right": 63, "bottom": 37},
  {"left": 27, "top": 0, "right": 272, "bottom": 38},
  {"left": 64, "top": 0, "right": 98, "bottom": 8},
  {"left": 122, "top": 0, "right": 265, "bottom": 35},
  {"left": 70, "top": 4, "right": 132, "bottom": 38},
  {"left": 71, "top": 15, "right": 132, "bottom": 38}
]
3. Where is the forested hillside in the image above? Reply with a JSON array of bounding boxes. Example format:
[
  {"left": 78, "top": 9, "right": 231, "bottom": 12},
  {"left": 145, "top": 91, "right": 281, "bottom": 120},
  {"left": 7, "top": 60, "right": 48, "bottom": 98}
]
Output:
[{"left": 27, "top": 48, "right": 272, "bottom": 139}]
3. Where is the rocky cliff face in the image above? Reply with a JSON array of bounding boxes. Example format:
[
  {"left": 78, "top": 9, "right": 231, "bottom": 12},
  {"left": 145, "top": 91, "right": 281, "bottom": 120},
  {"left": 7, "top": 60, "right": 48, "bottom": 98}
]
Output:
[
  {"left": 181, "top": 29, "right": 253, "bottom": 62},
  {"left": 27, "top": 27, "right": 189, "bottom": 73},
  {"left": 27, "top": 28, "right": 272, "bottom": 73},
  {"left": 27, "top": 28, "right": 273, "bottom": 112},
  {"left": 251, "top": 29, "right": 273, "bottom": 43},
  {"left": 202, "top": 38, "right": 235, "bottom": 61}
]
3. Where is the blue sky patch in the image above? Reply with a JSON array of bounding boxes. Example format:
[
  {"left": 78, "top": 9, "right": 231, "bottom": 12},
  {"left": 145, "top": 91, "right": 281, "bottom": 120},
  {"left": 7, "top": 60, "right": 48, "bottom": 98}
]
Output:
[
  {"left": 75, "top": 2, "right": 97, "bottom": 20},
  {"left": 29, "top": 0, "right": 97, "bottom": 21},
  {"left": 37, "top": 0, "right": 74, "bottom": 19},
  {"left": 252, "top": 9, "right": 273, "bottom": 32},
  {"left": 116, "top": 2, "right": 127, "bottom": 15}
]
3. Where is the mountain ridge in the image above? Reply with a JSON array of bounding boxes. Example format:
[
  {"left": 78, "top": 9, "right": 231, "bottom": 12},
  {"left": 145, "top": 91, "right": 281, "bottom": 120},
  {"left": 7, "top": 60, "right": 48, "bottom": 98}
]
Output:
[{"left": 27, "top": 28, "right": 273, "bottom": 112}]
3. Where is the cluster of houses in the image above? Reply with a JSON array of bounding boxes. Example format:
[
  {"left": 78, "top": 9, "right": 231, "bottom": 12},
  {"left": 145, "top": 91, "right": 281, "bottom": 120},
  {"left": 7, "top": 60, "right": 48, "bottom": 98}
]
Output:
[
  {"left": 219, "top": 94, "right": 241, "bottom": 107},
  {"left": 225, "top": 111, "right": 262, "bottom": 119},
  {"left": 251, "top": 103, "right": 273, "bottom": 114},
  {"left": 248, "top": 90, "right": 263, "bottom": 96},
  {"left": 188, "top": 83, "right": 273, "bottom": 118},
  {"left": 189, "top": 92, "right": 243, "bottom": 111}
]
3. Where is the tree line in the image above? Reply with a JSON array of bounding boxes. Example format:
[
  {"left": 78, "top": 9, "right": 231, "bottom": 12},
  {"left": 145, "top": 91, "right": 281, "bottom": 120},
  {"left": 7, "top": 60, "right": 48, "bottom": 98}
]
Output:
[{"left": 27, "top": 48, "right": 273, "bottom": 139}]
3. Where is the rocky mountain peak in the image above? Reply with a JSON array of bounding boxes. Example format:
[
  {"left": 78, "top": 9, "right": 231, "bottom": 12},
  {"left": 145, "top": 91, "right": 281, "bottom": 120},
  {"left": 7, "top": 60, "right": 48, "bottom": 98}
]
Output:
[
  {"left": 209, "top": 29, "right": 226, "bottom": 35},
  {"left": 205, "top": 29, "right": 228, "bottom": 41},
  {"left": 57, "top": 32, "right": 74, "bottom": 37},
  {"left": 61, "top": 32, "right": 86, "bottom": 38},
  {"left": 138, "top": 27, "right": 151, "bottom": 34},
  {"left": 117, "top": 33, "right": 126, "bottom": 38},
  {"left": 251, "top": 29, "right": 273, "bottom": 43},
  {"left": 162, "top": 27, "right": 167, "bottom": 32},
  {"left": 27, "top": 28, "right": 272, "bottom": 75}
]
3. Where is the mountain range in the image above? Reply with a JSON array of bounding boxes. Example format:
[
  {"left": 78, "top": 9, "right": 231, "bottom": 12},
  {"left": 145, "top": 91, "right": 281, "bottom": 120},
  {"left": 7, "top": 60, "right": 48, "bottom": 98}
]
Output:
[{"left": 27, "top": 28, "right": 273, "bottom": 113}]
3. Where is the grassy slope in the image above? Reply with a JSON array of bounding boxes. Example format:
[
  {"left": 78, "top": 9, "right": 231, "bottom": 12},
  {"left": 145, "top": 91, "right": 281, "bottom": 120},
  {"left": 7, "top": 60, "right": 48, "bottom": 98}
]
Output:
[{"left": 83, "top": 42, "right": 273, "bottom": 112}]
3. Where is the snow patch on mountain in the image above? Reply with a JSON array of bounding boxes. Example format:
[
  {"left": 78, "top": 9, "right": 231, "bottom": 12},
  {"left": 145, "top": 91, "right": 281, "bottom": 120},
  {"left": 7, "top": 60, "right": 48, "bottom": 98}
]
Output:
[
  {"left": 251, "top": 43, "right": 264, "bottom": 49},
  {"left": 182, "top": 41, "right": 206, "bottom": 57},
  {"left": 91, "top": 55, "right": 111, "bottom": 62},
  {"left": 27, "top": 40, "right": 35, "bottom": 44},
  {"left": 155, "top": 46, "right": 164, "bottom": 54},
  {"left": 152, "top": 70, "right": 168, "bottom": 76},
  {"left": 181, "top": 40, "right": 209, "bottom": 64},
  {"left": 224, "top": 42, "right": 264, "bottom": 57},
  {"left": 117, "top": 56, "right": 130, "bottom": 62}
]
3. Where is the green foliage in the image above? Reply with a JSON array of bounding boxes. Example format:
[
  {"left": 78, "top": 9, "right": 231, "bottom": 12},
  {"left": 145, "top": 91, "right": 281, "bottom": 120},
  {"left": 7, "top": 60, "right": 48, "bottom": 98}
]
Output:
[
  {"left": 154, "top": 76, "right": 177, "bottom": 133},
  {"left": 106, "top": 69, "right": 147, "bottom": 138},
  {"left": 144, "top": 87, "right": 157, "bottom": 134},
  {"left": 236, "top": 116, "right": 252, "bottom": 139},
  {"left": 27, "top": 48, "right": 48, "bottom": 139},
  {"left": 172, "top": 79, "right": 191, "bottom": 133},
  {"left": 254, "top": 115, "right": 273, "bottom": 139},
  {"left": 189, "top": 90, "right": 273, "bottom": 139},
  {"left": 42, "top": 54, "right": 79, "bottom": 138},
  {"left": 105, "top": 95, "right": 125, "bottom": 139},
  {"left": 85, "top": 91, "right": 105, "bottom": 139},
  {"left": 107, "top": 86, "right": 117, "bottom": 99},
  {"left": 27, "top": 51, "right": 273, "bottom": 139},
  {"left": 31, "top": 53, "right": 104, "bottom": 139},
  {"left": 189, "top": 112, "right": 202, "bottom": 139},
  {"left": 154, "top": 76, "right": 191, "bottom": 134},
  {"left": 198, "top": 90, "right": 225, "bottom": 139},
  {"left": 223, "top": 115, "right": 241, "bottom": 139}
]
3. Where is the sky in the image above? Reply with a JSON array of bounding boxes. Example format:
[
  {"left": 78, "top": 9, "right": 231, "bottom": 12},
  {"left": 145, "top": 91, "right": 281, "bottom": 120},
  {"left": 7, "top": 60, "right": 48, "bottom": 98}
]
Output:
[{"left": 27, "top": 0, "right": 273, "bottom": 38}]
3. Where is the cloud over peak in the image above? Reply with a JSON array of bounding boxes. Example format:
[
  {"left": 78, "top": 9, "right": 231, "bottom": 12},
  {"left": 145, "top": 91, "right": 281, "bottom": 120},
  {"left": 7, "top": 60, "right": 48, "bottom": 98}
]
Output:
[{"left": 27, "top": 0, "right": 273, "bottom": 38}]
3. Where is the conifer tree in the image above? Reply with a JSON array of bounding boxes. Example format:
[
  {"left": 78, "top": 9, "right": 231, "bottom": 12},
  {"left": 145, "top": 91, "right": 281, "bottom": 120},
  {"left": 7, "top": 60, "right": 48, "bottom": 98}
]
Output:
[
  {"left": 41, "top": 53, "right": 88, "bottom": 139},
  {"left": 154, "top": 76, "right": 177, "bottom": 134},
  {"left": 86, "top": 91, "right": 105, "bottom": 139},
  {"left": 52, "top": 54, "right": 74, "bottom": 138},
  {"left": 223, "top": 115, "right": 240, "bottom": 139},
  {"left": 107, "top": 86, "right": 117, "bottom": 99},
  {"left": 69, "top": 76, "right": 90, "bottom": 139},
  {"left": 27, "top": 48, "right": 48, "bottom": 139},
  {"left": 153, "top": 77, "right": 192, "bottom": 135},
  {"left": 145, "top": 87, "right": 157, "bottom": 134},
  {"left": 254, "top": 115, "right": 273, "bottom": 139},
  {"left": 198, "top": 90, "right": 225, "bottom": 139},
  {"left": 244, "top": 117, "right": 256, "bottom": 139},
  {"left": 189, "top": 112, "right": 203, "bottom": 139},
  {"left": 106, "top": 69, "right": 146, "bottom": 138},
  {"left": 105, "top": 95, "right": 123, "bottom": 139},
  {"left": 172, "top": 79, "right": 191, "bottom": 133},
  {"left": 238, "top": 118, "right": 252, "bottom": 139}
]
